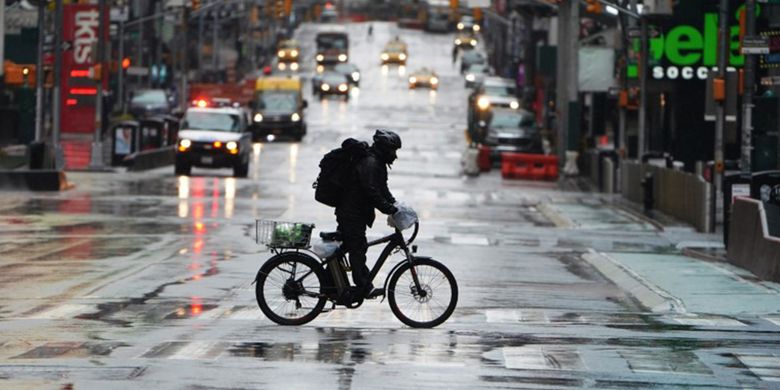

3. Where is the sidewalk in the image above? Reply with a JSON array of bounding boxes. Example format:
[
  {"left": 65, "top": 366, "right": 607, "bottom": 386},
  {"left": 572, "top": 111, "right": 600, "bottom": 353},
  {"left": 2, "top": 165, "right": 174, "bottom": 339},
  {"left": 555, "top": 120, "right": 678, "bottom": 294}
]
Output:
[{"left": 544, "top": 190, "right": 780, "bottom": 317}]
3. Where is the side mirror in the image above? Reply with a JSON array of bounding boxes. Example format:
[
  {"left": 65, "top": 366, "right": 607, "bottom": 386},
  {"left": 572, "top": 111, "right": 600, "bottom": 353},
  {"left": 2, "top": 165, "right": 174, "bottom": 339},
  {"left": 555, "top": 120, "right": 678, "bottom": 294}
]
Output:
[{"left": 302, "top": 100, "right": 308, "bottom": 109}]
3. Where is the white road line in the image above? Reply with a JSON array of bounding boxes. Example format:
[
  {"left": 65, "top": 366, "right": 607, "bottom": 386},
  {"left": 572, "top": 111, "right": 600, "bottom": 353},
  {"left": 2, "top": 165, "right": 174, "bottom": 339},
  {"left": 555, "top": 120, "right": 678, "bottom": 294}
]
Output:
[
  {"left": 672, "top": 315, "right": 747, "bottom": 327},
  {"left": 736, "top": 354, "right": 780, "bottom": 382},
  {"left": 27, "top": 304, "right": 92, "bottom": 319},
  {"left": 168, "top": 341, "right": 226, "bottom": 360},
  {"left": 450, "top": 234, "right": 489, "bottom": 246}
]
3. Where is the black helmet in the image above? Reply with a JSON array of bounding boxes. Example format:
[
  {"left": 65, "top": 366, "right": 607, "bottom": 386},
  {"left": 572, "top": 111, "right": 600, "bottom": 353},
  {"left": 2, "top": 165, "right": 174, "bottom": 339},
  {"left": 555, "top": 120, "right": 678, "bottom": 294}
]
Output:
[{"left": 372, "top": 129, "right": 402, "bottom": 150}]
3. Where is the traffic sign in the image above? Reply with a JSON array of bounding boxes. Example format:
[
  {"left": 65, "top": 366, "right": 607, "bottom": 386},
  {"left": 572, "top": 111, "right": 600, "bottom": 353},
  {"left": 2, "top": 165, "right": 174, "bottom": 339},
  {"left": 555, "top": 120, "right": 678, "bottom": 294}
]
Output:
[
  {"left": 126, "top": 66, "right": 149, "bottom": 76},
  {"left": 742, "top": 36, "right": 770, "bottom": 55}
]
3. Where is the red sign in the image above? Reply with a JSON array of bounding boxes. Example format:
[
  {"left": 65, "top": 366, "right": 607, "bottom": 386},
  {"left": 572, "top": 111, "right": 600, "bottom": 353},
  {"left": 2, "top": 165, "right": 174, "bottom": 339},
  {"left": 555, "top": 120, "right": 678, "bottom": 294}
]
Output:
[{"left": 61, "top": 4, "right": 106, "bottom": 133}]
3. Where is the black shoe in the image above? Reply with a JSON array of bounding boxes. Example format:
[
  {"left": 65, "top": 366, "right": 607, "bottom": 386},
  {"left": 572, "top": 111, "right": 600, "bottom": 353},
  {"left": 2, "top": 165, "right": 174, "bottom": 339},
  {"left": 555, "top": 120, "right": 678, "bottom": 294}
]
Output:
[{"left": 366, "top": 288, "right": 384, "bottom": 299}]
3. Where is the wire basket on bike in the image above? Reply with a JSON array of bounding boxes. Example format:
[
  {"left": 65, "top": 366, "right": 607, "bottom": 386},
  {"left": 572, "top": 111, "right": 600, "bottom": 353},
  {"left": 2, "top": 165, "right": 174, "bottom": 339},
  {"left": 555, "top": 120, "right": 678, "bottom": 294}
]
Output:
[{"left": 256, "top": 220, "right": 314, "bottom": 249}]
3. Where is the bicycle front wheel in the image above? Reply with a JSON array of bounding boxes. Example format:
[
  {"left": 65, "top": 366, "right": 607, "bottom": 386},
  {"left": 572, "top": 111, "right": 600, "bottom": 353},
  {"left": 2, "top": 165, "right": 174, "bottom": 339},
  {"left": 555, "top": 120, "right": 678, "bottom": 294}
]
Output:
[
  {"left": 255, "top": 252, "right": 326, "bottom": 326},
  {"left": 387, "top": 258, "right": 458, "bottom": 328}
]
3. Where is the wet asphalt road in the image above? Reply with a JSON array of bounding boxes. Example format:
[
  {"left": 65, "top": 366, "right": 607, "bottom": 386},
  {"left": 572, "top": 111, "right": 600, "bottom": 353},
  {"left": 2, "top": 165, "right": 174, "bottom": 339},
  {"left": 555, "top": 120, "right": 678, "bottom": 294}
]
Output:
[{"left": 1, "top": 22, "right": 780, "bottom": 389}]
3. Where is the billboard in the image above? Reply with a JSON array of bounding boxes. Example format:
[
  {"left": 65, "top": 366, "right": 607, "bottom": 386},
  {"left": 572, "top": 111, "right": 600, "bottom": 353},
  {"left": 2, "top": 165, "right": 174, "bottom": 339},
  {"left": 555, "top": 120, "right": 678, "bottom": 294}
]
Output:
[{"left": 60, "top": 3, "right": 106, "bottom": 134}]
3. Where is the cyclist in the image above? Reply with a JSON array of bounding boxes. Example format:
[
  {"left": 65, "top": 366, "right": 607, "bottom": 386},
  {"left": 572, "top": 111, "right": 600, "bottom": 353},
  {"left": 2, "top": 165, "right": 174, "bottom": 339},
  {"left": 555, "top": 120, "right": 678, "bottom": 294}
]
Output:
[{"left": 336, "top": 129, "right": 402, "bottom": 300}]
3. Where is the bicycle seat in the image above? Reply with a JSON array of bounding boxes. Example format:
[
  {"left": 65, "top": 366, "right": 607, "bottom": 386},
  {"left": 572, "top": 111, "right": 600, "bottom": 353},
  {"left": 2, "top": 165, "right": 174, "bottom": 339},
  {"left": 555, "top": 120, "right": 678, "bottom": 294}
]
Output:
[{"left": 319, "top": 231, "right": 342, "bottom": 241}]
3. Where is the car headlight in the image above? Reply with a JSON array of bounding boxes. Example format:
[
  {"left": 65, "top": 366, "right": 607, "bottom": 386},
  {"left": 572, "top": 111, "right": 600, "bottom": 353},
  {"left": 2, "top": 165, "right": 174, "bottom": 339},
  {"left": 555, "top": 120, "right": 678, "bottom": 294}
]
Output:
[
  {"left": 338, "top": 84, "right": 348, "bottom": 92},
  {"left": 473, "top": 25, "right": 481, "bottom": 32},
  {"left": 409, "top": 76, "right": 417, "bottom": 84},
  {"left": 290, "top": 62, "right": 299, "bottom": 71},
  {"left": 381, "top": 53, "right": 389, "bottom": 61},
  {"left": 477, "top": 96, "right": 490, "bottom": 110},
  {"left": 399, "top": 53, "right": 407, "bottom": 61},
  {"left": 290, "top": 50, "right": 298, "bottom": 57},
  {"left": 455, "top": 39, "right": 462, "bottom": 45},
  {"left": 321, "top": 84, "right": 330, "bottom": 91},
  {"left": 470, "top": 39, "right": 477, "bottom": 46},
  {"left": 278, "top": 50, "right": 285, "bottom": 58},
  {"left": 254, "top": 113, "right": 263, "bottom": 122},
  {"left": 338, "top": 54, "right": 347, "bottom": 62},
  {"left": 178, "top": 138, "right": 192, "bottom": 151},
  {"left": 457, "top": 23, "right": 464, "bottom": 30},
  {"left": 466, "top": 74, "right": 475, "bottom": 82},
  {"left": 278, "top": 62, "right": 287, "bottom": 70},
  {"left": 291, "top": 113, "right": 301, "bottom": 122},
  {"left": 430, "top": 77, "right": 439, "bottom": 84},
  {"left": 316, "top": 54, "right": 324, "bottom": 62},
  {"left": 226, "top": 141, "right": 238, "bottom": 151},
  {"left": 316, "top": 65, "right": 324, "bottom": 73},
  {"left": 510, "top": 101, "right": 520, "bottom": 109},
  {"left": 351, "top": 72, "right": 360, "bottom": 81}
]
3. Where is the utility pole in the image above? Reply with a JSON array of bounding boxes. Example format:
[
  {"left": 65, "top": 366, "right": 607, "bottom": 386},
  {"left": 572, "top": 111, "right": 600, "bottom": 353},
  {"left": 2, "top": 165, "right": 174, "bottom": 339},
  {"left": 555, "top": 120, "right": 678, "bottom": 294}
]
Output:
[
  {"left": 90, "top": 0, "right": 107, "bottom": 168},
  {"left": 741, "top": 0, "right": 756, "bottom": 173},
  {"left": 34, "top": 2, "right": 45, "bottom": 142},
  {"left": 638, "top": 16, "right": 648, "bottom": 157},
  {"left": 0, "top": 0, "right": 5, "bottom": 85},
  {"left": 52, "top": 0, "right": 64, "bottom": 170},
  {"left": 555, "top": 2, "right": 569, "bottom": 162},
  {"left": 566, "top": 0, "right": 580, "bottom": 153},
  {"left": 181, "top": 4, "right": 189, "bottom": 112},
  {"left": 119, "top": 20, "right": 125, "bottom": 114},
  {"left": 619, "top": 0, "right": 638, "bottom": 158},
  {"left": 198, "top": 12, "right": 204, "bottom": 80},
  {"left": 712, "top": 0, "right": 729, "bottom": 232},
  {"left": 212, "top": 6, "right": 219, "bottom": 77}
]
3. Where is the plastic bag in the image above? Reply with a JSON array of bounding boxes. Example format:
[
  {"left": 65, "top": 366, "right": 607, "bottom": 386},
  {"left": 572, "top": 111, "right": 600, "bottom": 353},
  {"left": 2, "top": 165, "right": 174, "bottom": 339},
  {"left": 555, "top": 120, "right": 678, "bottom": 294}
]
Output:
[
  {"left": 311, "top": 238, "right": 341, "bottom": 258},
  {"left": 388, "top": 201, "right": 418, "bottom": 230}
]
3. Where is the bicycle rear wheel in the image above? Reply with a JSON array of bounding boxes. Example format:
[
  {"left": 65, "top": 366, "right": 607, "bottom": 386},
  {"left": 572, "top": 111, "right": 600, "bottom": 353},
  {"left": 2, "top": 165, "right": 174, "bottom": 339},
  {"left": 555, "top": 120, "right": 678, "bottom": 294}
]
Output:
[
  {"left": 387, "top": 258, "right": 458, "bottom": 328},
  {"left": 255, "top": 252, "right": 326, "bottom": 326}
]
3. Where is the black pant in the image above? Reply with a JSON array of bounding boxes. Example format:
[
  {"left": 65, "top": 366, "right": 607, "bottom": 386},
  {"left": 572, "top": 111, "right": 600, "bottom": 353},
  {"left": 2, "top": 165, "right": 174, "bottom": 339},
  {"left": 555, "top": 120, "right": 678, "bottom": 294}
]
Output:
[{"left": 336, "top": 214, "right": 373, "bottom": 292}]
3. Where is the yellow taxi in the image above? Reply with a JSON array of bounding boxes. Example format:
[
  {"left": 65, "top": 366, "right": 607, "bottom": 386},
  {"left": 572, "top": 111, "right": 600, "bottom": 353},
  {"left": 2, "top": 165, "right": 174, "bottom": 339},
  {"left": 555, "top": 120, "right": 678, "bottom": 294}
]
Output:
[
  {"left": 454, "top": 33, "right": 478, "bottom": 50},
  {"left": 380, "top": 37, "right": 408, "bottom": 64},
  {"left": 408, "top": 67, "right": 439, "bottom": 90}
]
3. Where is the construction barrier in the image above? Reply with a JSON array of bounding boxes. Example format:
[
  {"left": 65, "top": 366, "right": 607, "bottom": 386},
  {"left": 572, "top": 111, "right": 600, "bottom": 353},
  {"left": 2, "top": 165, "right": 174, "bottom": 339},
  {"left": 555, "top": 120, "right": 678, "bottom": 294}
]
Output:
[
  {"left": 477, "top": 145, "right": 492, "bottom": 172},
  {"left": 500, "top": 153, "right": 559, "bottom": 181},
  {"left": 728, "top": 197, "right": 780, "bottom": 282}
]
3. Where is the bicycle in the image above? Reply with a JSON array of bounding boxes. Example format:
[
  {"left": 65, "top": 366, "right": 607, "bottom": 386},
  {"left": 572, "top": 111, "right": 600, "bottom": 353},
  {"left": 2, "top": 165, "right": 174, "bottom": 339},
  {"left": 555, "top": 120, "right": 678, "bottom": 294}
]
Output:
[{"left": 253, "top": 218, "right": 458, "bottom": 328}]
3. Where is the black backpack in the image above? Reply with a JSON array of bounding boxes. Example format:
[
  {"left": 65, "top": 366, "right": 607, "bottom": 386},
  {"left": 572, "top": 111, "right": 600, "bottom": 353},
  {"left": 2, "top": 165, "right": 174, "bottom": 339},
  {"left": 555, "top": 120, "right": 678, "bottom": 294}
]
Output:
[{"left": 313, "top": 138, "right": 369, "bottom": 207}]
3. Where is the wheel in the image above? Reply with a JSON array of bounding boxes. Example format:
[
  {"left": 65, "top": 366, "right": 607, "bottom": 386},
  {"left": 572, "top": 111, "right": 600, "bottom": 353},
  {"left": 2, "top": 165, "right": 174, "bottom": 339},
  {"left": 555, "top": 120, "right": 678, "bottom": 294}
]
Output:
[
  {"left": 387, "top": 258, "right": 458, "bottom": 328},
  {"left": 174, "top": 161, "right": 190, "bottom": 176},
  {"left": 233, "top": 160, "right": 249, "bottom": 178},
  {"left": 255, "top": 252, "right": 327, "bottom": 326}
]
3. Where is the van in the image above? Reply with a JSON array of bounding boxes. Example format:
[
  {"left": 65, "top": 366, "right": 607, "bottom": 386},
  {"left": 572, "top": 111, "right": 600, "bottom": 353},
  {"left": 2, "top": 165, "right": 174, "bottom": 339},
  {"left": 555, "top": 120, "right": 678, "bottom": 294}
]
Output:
[{"left": 251, "top": 76, "right": 308, "bottom": 141}]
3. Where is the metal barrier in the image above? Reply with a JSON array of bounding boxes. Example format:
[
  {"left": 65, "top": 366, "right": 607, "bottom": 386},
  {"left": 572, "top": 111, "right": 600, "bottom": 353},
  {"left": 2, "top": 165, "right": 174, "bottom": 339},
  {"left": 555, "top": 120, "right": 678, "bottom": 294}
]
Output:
[
  {"left": 727, "top": 197, "right": 780, "bottom": 282},
  {"left": 621, "top": 160, "right": 711, "bottom": 232},
  {"left": 127, "top": 146, "right": 176, "bottom": 172},
  {"left": 603, "top": 158, "right": 615, "bottom": 194}
]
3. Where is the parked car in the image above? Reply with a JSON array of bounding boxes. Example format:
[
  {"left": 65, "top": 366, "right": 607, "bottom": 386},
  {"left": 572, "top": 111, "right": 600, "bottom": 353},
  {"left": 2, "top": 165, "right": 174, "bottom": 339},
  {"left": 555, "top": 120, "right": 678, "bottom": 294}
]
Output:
[
  {"left": 460, "top": 50, "right": 485, "bottom": 73},
  {"left": 408, "top": 67, "right": 439, "bottom": 90},
  {"left": 478, "top": 108, "right": 542, "bottom": 157},
  {"left": 464, "top": 63, "right": 491, "bottom": 88},
  {"left": 175, "top": 105, "right": 252, "bottom": 177},
  {"left": 128, "top": 89, "right": 173, "bottom": 118}
]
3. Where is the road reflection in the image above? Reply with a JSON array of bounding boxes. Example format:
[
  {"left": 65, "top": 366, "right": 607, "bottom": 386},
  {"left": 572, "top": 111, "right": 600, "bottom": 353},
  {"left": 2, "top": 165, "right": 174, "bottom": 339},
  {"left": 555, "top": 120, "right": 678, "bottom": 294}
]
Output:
[{"left": 289, "top": 144, "right": 298, "bottom": 184}]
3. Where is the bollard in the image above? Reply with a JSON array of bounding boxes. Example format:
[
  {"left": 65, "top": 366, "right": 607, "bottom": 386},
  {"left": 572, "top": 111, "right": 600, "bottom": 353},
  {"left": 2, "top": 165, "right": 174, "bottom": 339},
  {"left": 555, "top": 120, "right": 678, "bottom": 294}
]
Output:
[{"left": 641, "top": 172, "right": 654, "bottom": 215}]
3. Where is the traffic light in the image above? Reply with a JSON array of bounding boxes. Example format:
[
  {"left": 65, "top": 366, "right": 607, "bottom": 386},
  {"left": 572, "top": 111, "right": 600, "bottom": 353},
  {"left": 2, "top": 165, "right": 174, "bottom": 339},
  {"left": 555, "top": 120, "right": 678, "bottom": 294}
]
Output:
[
  {"left": 284, "top": 0, "right": 292, "bottom": 16},
  {"left": 122, "top": 57, "right": 131, "bottom": 70},
  {"left": 585, "top": 0, "right": 602, "bottom": 14},
  {"left": 192, "top": 0, "right": 200, "bottom": 11},
  {"left": 449, "top": 0, "right": 458, "bottom": 9}
]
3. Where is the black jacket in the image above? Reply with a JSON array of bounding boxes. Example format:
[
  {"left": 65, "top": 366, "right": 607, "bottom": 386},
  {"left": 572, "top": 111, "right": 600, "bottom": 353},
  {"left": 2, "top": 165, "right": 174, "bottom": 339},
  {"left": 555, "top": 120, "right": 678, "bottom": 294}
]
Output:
[{"left": 336, "top": 148, "right": 397, "bottom": 227}]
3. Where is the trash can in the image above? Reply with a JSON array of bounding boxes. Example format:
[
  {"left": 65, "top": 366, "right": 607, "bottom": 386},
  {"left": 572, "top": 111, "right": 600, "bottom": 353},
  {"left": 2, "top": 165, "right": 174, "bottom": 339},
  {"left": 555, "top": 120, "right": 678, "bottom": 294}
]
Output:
[
  {"left": 598, "top": 150, "right": 618, "bottom": 192},
  {"left": 28, "top": 141, "right": 46, "bottom": 170},
  {"left": 138, "top": 118, "right": 166, "bottom": 151},
  {"left": 153, "top": 114, "right": 180, "bottom": 146},
  {"left": 723, "top": 172, "right": 752, "bottom": 247},
  {"left": 111, "top": 120, "right": 139, "bottom": 166}
]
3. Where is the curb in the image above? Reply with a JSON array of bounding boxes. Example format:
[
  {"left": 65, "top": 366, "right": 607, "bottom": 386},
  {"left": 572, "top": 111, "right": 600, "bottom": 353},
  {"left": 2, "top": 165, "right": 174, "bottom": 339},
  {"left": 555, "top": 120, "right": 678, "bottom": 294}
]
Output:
[
  {"left": 582, "top": 250, "right": 686, "bottom": 314},
  {"left": 0, "top": 170, "right": 70, "bottom": 191}
]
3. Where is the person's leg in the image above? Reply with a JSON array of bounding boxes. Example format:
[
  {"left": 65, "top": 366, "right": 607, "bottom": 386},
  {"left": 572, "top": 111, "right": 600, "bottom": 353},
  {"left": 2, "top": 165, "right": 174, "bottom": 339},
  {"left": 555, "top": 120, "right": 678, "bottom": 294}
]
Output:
[{"left": 337, "top": 218, "right": 372, "bottom": 292}]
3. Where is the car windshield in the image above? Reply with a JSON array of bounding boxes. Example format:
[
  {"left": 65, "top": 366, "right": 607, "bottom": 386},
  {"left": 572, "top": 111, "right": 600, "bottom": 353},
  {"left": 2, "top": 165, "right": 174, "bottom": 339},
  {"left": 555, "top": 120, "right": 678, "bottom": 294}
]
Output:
[
  {"left": 323, "top": 73, "right": 346, "bottom": 84},
  {"left": 335, "top": 64, "right": 356, "bottom": 73},
  {"left": 279, "top": 41, "right": 297, "bottom": 49},
  {"left": 386, "top": 45, "right": 405, "bottom": 53},
  {"left": 183, "top": 111, "right": 241, "bottom": 132},
  {"left": 462, "top": 52, "right": 484, "bottom": 63},
  {"left": 132, "top": 90, "right": 166, "bottom": 105},
  {"left": 317, "top": 35, "right": 346, "bottom": 50},
  {"left": 467, "top": 64, "right": 488, "bottom": 74},
  {"left": 484, "top": 85, "right": 517, "bottom": 96},
  {"left": 491, "top": 112, "right": 535, "bottom": 128},
  {"left": 256, "top": 92, "right": 297, "bottom": 111}
]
